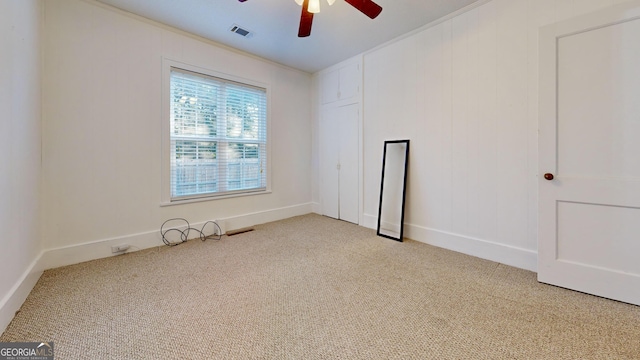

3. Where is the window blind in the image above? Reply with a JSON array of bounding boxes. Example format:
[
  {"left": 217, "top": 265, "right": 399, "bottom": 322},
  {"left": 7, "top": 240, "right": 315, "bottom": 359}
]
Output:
[{"left": 169, "top": 68, "right": 267, "bottom": 200}]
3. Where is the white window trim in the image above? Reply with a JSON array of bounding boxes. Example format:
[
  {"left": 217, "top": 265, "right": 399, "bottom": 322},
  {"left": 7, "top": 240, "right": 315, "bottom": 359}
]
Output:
[{"left": 161, "top": 58, "right": 272, "bottom": 206}]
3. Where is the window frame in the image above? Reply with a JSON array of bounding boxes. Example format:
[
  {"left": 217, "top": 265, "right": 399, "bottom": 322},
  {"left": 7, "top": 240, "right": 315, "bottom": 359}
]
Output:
[{"left": 161, "top": 59, "right": 271, "bottom": 205}]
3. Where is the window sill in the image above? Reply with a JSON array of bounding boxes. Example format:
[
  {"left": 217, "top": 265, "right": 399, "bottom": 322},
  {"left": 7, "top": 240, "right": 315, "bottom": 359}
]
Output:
[{"left": 160, "top": 189, "right": 272, "bottom": 207}]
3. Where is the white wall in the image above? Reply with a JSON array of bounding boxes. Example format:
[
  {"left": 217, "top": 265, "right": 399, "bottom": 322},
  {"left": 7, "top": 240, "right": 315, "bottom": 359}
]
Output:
[
  {"left": 0, "top": 0, "right": 43, "bottom": 334},
  {"left": 41, "top": 0, "right": 312, "bottom": 268},
  {"left": 315, "top": 0, "right": 633, "bottom": 271}
]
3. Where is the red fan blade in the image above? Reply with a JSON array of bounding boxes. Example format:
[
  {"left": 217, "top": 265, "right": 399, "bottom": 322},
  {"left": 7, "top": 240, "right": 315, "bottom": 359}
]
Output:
[
  {"left": 344, "top": 0, "right": 382, "bottom": 19},
  {"left": 298, "top": 0, "right": 314, "bottom": 37}
]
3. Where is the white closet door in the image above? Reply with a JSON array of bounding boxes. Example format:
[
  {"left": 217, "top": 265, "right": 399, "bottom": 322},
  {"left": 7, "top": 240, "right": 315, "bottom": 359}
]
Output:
[
  {"left": 320, "top": 107, "right": 340, "bottom": 219},
  {"left": 338, "top": 104, "right": 359, "bottom": 224},
  {"left": 319, "top": 104, "right": 359, "bottom": 224},
  {"left": 338, "top": 63, "right": 360, "bottom": 101}
]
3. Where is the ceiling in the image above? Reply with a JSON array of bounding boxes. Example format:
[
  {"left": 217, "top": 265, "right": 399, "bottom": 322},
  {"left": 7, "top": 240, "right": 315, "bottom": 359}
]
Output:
[{"left": 95, "top": 0, "right": 481, "bottom": 73}]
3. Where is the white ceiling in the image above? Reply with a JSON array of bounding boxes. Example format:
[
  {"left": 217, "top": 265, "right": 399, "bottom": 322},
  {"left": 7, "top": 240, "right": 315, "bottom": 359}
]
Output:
[{"left": 95, "top": 0, "right": 481, "bottom": 73}]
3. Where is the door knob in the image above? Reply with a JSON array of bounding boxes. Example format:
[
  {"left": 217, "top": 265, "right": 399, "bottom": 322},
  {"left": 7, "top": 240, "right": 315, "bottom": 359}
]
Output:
[{"left": 544, "top": 173, "right": 554, "bottom": 181}]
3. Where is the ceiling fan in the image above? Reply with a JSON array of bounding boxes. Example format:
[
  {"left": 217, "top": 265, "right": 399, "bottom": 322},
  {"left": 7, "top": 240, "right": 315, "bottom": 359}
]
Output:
[{"left": 238, "top": 0, "right": 383, "bottom": 37}]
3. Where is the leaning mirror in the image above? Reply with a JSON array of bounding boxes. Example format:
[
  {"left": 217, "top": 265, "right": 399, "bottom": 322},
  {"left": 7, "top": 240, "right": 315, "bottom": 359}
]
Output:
[{"left": 377, "top": 140, "right": 410, "bottom": 242}]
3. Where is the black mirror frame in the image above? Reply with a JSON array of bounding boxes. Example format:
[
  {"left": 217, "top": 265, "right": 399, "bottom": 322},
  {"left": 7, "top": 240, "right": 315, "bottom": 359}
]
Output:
[{"left": 376, "top": 139, "right": 410, "bottom": 242}]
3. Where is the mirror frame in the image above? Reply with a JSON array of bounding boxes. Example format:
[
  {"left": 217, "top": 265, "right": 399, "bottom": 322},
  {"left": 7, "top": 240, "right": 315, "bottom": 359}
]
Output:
[{"left": 376, "top": 139, "right": 410, "bottom": 242}]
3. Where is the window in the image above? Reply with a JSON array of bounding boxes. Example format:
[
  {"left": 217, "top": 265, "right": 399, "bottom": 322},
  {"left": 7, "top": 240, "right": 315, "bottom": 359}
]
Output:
[{"left": 167, "top": 66, "right": 268, "bottom": 201}]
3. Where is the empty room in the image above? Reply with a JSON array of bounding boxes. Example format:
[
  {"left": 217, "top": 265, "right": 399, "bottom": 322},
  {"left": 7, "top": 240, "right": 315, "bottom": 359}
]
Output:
[{"left": 1, "top": 0, "right": 639, "bottom": 358}]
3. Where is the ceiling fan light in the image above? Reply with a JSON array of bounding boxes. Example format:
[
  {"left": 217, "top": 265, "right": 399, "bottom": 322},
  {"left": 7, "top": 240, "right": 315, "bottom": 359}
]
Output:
[
  {"left": 294, "top": 0, "right": 303, "bottom": 6},
  {"left": 308, "top": 0, "right": 320, "bottom": 13},
  {"left": 326, "top": 0, "right": 335, "bottom": 5}
]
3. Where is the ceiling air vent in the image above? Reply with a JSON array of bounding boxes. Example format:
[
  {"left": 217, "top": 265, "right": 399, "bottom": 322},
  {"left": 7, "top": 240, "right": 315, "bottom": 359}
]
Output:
[{"left": 229, "top": 24, "right": 253, "bottom": 38}]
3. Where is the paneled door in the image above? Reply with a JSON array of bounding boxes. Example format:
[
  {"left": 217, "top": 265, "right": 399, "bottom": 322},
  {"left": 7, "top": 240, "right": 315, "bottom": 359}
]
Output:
[
  {"left": 320, "top": 104, "right": 359, "bottom": 224},
  {"left": 538, "top": 1, "right": 640, "bottom": 305}
]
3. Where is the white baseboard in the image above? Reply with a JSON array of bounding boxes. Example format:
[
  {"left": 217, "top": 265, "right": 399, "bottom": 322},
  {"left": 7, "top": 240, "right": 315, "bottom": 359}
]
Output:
[
  {"left": 39, "top": 202, "right": 314, "bottom": 271},
  {"left": 222, "top": 202, "right": 313, "bottom": 232},
  {"left": 362, "top": 214, "right": 537, "bottom": 272},
  {"left": 361, "top": 213, "right": 378, "bottom": 230},
  {"left": 38, "top": 230, "right": 161, "bottom": 272},
  {"left": 406, "top": 224, "right": 538, "bottom": 272},
  {"left": 0, "top": 254, "right": 44, "bottom": 335}
]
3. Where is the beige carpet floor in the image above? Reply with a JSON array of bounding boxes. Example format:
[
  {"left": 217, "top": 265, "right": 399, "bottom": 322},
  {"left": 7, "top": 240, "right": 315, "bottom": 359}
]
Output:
[{"left": 2, "top": 214, "right": 639, "bottom": 359}]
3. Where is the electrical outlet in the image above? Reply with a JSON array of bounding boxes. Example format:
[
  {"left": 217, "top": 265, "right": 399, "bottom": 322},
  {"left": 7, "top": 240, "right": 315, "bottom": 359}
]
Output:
[{"left": 111, "top": 244, "right": 130, "bottom": 253}]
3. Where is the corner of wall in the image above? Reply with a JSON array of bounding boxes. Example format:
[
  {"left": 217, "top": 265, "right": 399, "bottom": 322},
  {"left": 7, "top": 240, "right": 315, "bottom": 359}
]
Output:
[
  {"left": 0, "top": 255, "right": 44, "bottom": 335},
  {"left": 0, "top": 0, "right": 46, "bottom": 336}
]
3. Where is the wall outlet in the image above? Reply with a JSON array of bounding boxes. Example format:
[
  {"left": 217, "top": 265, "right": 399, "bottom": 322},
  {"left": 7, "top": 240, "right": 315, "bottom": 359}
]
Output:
[
  {"left": 111, "top": 244, "right": 130, "bottom": 253},
  {"left": 214, "top": 220, "right": 225, "bottom": 235}
]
